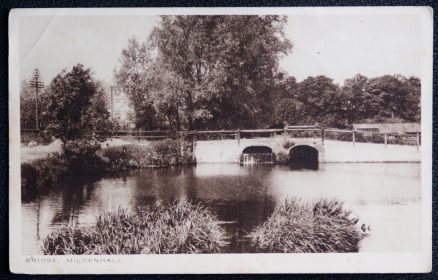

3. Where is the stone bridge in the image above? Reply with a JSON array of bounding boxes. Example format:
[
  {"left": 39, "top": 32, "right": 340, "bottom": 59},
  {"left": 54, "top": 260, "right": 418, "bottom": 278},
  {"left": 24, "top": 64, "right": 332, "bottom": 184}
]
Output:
[
  {"left": 193, "top": 136, "right": 420, "bottom": 164},
  {"left": 194, "top": 136, "right": 324, "bottom": 164}
]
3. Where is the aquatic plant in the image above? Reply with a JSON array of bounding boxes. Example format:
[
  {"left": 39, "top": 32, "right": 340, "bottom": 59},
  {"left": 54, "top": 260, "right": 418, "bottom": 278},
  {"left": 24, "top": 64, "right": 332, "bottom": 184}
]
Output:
[
  {"left": 250, "top": 198, "right": 367, "bottom": 253},
  {"left": 275, "top": 151, "right": 288, "bottom": 164},
  {"left": 42, "top": 200, "right": 228, "bottom": 255}
]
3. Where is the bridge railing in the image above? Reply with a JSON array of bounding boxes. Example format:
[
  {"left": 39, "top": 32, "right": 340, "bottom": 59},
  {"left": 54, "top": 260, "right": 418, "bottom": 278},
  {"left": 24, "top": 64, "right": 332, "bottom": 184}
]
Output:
[
  {"left": 322, "top": 129, "right": 420, "bottom": 147},
  {"left": 27, "top": 126, "right": 419, "bottom": 148}
]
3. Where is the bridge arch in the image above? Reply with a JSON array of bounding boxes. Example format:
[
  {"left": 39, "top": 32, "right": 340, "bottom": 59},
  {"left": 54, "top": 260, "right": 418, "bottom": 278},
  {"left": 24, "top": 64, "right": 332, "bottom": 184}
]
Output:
[
  {"left": 288, "top": 145, "right": 319, "bottom": 170},
  {"left": 240, "top": 145, "right": 274, "bottom": 164},
  {"left": 242, "top": 146, "right": 273, "bottom": 154}
]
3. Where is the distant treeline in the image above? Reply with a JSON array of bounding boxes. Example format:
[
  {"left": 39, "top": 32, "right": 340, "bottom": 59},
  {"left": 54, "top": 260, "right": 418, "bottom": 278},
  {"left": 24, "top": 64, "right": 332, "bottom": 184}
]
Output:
[{"left": 20, "top": 15, "right": 420, "bottom": 137}]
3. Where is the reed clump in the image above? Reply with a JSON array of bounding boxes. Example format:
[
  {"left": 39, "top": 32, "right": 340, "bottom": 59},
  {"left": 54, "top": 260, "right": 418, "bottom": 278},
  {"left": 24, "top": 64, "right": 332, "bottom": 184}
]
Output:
[
  {"left": 250, "top": 198, "right": 367, "bottom": 253},
  {"left": 42, "top": 200, "right": 228, "bottom": 255}
]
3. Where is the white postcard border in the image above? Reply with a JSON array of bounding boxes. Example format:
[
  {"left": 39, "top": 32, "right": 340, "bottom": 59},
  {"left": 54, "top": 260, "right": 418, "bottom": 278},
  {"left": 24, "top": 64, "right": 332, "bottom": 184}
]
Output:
[{"left": 8, "top": 6, "right": 433, "bottom": 274}]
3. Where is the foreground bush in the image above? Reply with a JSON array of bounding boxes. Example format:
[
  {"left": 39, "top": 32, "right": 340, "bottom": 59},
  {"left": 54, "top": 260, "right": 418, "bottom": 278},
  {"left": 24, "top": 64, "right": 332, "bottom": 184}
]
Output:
[
  {"left": 43, "top": 201, "right": 228, "bottom": 255},
  {"left": 250, "top": 198, "right": 367, "bottom": 253}
]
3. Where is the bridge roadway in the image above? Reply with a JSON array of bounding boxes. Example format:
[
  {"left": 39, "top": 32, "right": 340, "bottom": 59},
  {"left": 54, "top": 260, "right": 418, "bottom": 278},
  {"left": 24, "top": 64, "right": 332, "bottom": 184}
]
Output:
[{"left": 193, "top": 136, "right": 421, "bottom": 163}]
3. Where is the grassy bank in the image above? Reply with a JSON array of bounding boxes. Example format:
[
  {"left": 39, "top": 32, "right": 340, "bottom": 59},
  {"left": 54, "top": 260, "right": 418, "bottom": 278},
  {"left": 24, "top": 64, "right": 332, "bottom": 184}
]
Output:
[
  {"left": 101, "top": 139, "right": 195, "bottom": 170},
  {"left": 21, "top": 154, "right": 68, "bottom": 198},
  {"left": 250, "top": 198, "right": 367, "bottom": 253},
  {"left": 43, "top": 201, "right": 228, "bottom": 254}
]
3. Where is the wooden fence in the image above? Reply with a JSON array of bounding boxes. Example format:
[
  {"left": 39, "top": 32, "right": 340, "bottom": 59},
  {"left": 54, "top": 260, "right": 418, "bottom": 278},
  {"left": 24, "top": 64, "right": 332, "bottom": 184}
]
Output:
[
  {"left": 93, "top": 126, "right": 421, "bottom": 148},
  {"left": 21, "top": 126, "right": 421, "bottom": 148}
]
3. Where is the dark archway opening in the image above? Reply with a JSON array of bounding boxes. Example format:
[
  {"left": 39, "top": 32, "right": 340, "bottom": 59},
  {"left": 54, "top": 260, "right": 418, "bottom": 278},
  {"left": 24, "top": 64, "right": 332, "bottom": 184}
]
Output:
[
  {"left": 289, "top": 145, "right": 319, "bottom": 170},
  {"left": 242, "top": 146, "right": 273, "bottom": 154},
  {"left": 241, "top": 146, "right": 274, "bottom": 164}
]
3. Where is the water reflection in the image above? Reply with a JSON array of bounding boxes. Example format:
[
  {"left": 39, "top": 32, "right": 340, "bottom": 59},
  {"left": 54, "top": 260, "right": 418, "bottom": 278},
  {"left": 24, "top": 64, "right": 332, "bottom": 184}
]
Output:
[{"left": 22, "top": 163, "right": 421, "bottom": 254}]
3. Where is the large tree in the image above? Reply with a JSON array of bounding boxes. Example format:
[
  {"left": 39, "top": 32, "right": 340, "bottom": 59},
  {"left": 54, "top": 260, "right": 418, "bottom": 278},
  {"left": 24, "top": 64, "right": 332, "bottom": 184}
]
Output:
[
  {"left": 20, "top": 80, "right": 37, "bottom": 129},
  {"left": 342, "top": 74, "right": 375, "bottom": 124},
  {"left": 364, "top": 75, "right": 420, "bottom": 122},
  {"left": 42, "top": 64, "right": 111, "bottom": 140},
  {"left": 146, "top": 15, "right": 292, "bottom": 129},
  {"left": 114, "top": 37, "right": 157, "bottom": 129},
  {"left": 296, "top": 76, "right": 346, "bottom": 127}
]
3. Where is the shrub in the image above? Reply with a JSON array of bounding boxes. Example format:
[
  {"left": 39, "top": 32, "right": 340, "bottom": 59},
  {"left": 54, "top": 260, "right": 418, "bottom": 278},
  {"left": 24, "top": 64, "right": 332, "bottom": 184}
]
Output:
[
  {"left": 275, "top": 151, "right": 288, "bottom": 164},
  {"left": 63, "top": 139, "right": 101, "bottom": 159},
  {"left": 282, "top": 140, "right": 295, "bottom": 149},
  {"left": 42, "top": 200, "right": 228, "bottom": 254},
  {"left": 21, "top": 153, "right": 69, "bottom": 196},
  {"left": 250, "top": 198, "right": 367, "bottom": 253},
  {"left": 101, "top": 139, "right": 195, "bottom": 169},
  {"left": 21, "top": 130, "right": 53, "bottom": 145},
  {"left": 101, "top": 144, "right": 153, "bottom": 169},
  {"left": 324, "top": 132, "right": 353, "bottom": 142},
  {"left": 62, "top": 139, "right": 106, "bottom": 174},
  {"left": 354, "top": 133, "right": 384, "bottom": 144}
]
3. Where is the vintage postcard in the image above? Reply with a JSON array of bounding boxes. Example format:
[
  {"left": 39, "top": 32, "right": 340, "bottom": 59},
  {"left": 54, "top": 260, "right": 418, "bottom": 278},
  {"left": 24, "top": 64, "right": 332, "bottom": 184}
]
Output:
[{"left": 9, "top": 7, "right": 433, "bottom": 274}]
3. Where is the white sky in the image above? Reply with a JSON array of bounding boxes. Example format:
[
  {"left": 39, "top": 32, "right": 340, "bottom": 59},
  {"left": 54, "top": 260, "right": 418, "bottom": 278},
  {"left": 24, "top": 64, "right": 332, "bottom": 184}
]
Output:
[{"left": 19, "top": 13, "right": 421, "bottom": 86}]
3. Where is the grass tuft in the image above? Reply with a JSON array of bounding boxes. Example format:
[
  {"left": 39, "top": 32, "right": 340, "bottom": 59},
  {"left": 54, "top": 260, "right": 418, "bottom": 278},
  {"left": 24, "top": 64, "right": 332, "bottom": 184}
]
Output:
[
  {"left": 250, "top": 198, "right": 367, "bottom": 253},
  {"left": 42, "top": 200, "right": 228, "bottom": 255}
]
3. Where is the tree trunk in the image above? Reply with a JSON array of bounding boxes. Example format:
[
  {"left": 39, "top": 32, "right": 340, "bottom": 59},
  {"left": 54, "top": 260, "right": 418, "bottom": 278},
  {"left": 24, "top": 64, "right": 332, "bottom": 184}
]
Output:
[
  {"left": 175, "top": 109, "right": 181, "bottom": 131},
  {"left": 185, "top": 90, "right": 194, "bottom": 130}
]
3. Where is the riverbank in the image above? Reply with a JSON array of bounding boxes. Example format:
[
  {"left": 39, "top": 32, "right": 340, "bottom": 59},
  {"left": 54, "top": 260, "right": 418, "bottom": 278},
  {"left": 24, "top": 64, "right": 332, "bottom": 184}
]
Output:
[
  {"left": 101, "top": 139, "right": 195, "bottom": 170},
  {"left": 21, "top": 138, "right": 195, "bottom": 195}
]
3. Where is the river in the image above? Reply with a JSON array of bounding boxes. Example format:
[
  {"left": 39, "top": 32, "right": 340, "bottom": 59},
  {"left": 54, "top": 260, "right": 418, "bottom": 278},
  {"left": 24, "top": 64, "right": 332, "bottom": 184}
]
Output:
[{"left": 21, "top": 163, "right": 421, "bottom": 254}]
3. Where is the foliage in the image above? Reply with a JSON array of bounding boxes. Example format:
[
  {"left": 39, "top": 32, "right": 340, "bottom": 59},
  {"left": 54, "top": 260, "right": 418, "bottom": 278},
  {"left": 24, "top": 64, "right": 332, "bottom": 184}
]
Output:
[
  {"left": 113, "top": 38, "right": 158, "bottom": 129},
  {"left": 41, "top": 64, "right": 111, "bottom": 140},
  {"left": 42, "top": 201, "right": 228, "bottom": 254},
  {"left": 275, "top": 151, "right": 288, "bottom": 164},
  {"left": 250, "top": 198, "right": 366, "bottom": 253},
  {"left": 62, "top": 139, "right": 107, "bottom": 174},
  {"left": 21, "top": 154, "right": 69, "bottom": 198},
  {"left": 342, "top": 74, "right": 421, "bottom": 125},
  {"left": 20, "top": 80, "right": 39, "bottom": 129},
  {"left": 115, "top": 15, "right": 292, "bottom": 130},
  {"left": 275, "top": 73, "right": 421, "bottom": 128},
  {"left": 282, "top": 139, "right": 295, "bottom": 149},
  {"left": 21, "top": 140, "right": 106, "bottom": 196},
  {"left": 101, "top": 139, "right": 195, "bottom": 169}
]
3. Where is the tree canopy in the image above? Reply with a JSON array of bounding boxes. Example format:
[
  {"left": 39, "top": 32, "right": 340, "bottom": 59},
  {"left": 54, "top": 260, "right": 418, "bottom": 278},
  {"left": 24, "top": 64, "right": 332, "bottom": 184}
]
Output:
[
  {"left": 115, "top": 15, "right": 292, "bottom": 130},
  {"left": 113, "top": 15, "right": 420, "bottom": 131},
  {"left": 21, "top": 16, "right": 421, "bottom": 135},
  {"left": 41, "top": 64, "right": 111, "bottom": 140}
]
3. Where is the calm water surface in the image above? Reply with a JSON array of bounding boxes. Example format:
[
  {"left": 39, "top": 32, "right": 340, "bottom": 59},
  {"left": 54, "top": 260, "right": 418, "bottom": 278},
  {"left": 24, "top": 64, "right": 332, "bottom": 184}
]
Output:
[{"left": 22, "top": 163, "right": 421, "bottom": 254}]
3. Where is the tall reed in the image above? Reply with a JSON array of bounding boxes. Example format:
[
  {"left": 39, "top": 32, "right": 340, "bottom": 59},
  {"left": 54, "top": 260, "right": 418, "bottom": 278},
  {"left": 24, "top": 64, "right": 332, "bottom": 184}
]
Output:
[
  {"left": 250, "top": 198, "right": 367, "bottom": 253},
  {"left": 43, "top": 200, "right": 228, "bottom": 255}
]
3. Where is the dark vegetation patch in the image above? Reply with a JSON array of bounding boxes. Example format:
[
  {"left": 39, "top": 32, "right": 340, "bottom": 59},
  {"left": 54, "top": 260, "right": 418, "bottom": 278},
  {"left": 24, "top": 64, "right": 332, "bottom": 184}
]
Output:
[
  {"left": 42, "top": 201, "right": 228, "bottom": 255},
  {"left": 101, "top": 139, "right": 195, "bottom": 170},
  {"left": 250, "top": 198, "right": 367, "bottom": 253}
]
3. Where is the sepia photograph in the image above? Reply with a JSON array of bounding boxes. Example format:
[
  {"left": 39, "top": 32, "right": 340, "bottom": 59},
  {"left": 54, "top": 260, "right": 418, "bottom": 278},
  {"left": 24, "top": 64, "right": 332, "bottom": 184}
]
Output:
[{"left": 9, "top": 7, "right": 432, "bottom": 273}]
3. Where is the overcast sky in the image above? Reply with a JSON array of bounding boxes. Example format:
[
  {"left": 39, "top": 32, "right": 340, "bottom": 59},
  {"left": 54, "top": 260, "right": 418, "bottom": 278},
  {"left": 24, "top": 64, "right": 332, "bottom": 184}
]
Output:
[{"left": 19, "top": 13, "right": 421, "bottom": 86}]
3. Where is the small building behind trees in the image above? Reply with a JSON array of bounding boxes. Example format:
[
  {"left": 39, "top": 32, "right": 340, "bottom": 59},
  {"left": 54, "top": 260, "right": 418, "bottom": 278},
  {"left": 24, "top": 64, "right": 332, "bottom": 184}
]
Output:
[
  {"left": 352, "top": 123, "right": 420, "bottom": 135},
  {"left": 109, "top": 86, "right": 134, "bottom": 125}
]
